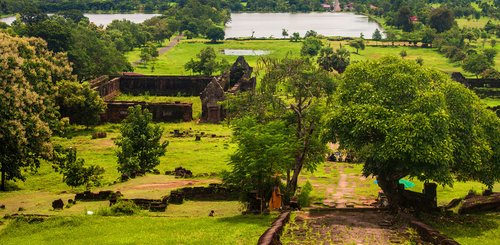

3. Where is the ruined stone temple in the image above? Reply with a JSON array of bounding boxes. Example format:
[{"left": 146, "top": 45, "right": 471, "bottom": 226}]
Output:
[{"left": 90, "top": 56, "right": 256, "bottom": 123}]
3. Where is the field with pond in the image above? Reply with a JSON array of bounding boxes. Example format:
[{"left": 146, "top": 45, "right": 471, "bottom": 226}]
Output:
[{"left": 126, "top": 38, "right": 500, "bottom": 78}]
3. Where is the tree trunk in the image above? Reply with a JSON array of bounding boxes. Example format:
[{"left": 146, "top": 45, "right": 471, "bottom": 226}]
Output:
[
  {"left": 1, "top": 168, "right": 5, "bottom": 191},
  {"left": 288, "top": 160, "right": 303, "bottom": 195},
  {"left": 376, "top": 173, "right": 404, "bottom": 210}
]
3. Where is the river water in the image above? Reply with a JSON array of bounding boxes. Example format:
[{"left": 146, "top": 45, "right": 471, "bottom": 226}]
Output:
[
  {"left": 0, "top": 13, "right": 161, "bottom": 26},
  {"left": 225, "top": 12, "right": 384, "bottom": 38},
  {"left": 2, "top": 12, "right": 383, "bottom": 38}
]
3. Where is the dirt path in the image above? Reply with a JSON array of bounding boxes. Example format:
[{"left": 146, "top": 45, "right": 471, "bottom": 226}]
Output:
[
  {"left": 283, "top": 210, "right": 415, "bottom": 245},
  {"left": 293, "top": 159, "right": 410, "bottom": 244},
  {"left": 133, "top": 35, "right": 182, "bottom": 65},
  {"left": 158, "top": 35, "right": 183, "bottom": 56},
  {"left": 322, "top": 164, "right": 357, "bottom": 208}
]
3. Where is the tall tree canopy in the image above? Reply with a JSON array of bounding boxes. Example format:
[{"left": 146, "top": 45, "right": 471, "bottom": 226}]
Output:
[
  {"left": 0, "top": 32, "right": 72, "bottom": 190},
  {"left": 429, "top": 7, "right": 455, "bottom": 33},
  {"left": 115, "top": 105, "right": 168, "bottom": 178},
  {"left": 326, "top": 56, "right": 500, "bottom": 209},
  {"left": 225, "top": 56, "right": 334, "bottom": 202}
]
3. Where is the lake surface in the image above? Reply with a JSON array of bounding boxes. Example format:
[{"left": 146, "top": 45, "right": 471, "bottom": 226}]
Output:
[
  {"left": 223, "top": 49, "right": 270, "bottom": 56},
  {"left": 225, "top": 12, "right": 384, "bottom": 38},
  {"left": 0, "top": 13, "right": 161, "bottom": 26}
]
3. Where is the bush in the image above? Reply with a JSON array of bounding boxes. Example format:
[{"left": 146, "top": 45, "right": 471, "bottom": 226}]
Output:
[
  {"left": 98, "top": 200, "right": 140, "bottom": 216},
  {"left": 297, "top": 181, "right": 313, "bottom": 207}
]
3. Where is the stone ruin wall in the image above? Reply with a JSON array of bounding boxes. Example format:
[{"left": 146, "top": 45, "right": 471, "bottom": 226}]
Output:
[
  {"left": 90, "top": 76, "right": 121, "bottom": 101},
  {"left": 452, "top": 72, "right": 500, "bottom": 116},
  {"left": 101, "top": 101, "right": 193, "bottom": 123},
  {"left": 119, "top": 75, "right": 214, "bottom": 96},
  {"left": 90, "top": 56, "right": 256, "bottom": 123}
]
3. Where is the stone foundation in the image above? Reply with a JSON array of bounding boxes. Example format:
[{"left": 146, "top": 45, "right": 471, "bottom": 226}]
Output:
[
  {"left": 89, "top": 56, "right": 256, "bottom": 123},
  {"left": 101, "top": 101, "right": 193, "bottom": 123}
]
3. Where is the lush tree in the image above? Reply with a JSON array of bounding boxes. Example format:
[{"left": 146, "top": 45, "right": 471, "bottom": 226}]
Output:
[
  {"left": 206, "top": 25, "right": 225, "bottom": 43},
  {"left": 55, "top": 80, "right": 107, "bottom": 127},
  {"left": 483, "top": 48, "right": 497, "bottom": 64},
  {"left": 115, "top": 105, "right": 168, "bottom": 178},
  {"left": 282, "top": 28, "right": 288, "bottom": 39},
  {"left": 226, "top": 57, "right": 333, "bottom": 198},
  {"left": 140, "top": 42, "right": 159, "bottom": 65},
  {"left": 290, "top": 32, "right": 300, "bottom": 42},
  {"left": 395, "top": 6, "right": 413, "bottom": 32},
  {"left": 106, "top": 19, "right": 149, "bottom": 51},
  {"left": 462, "top": 53, "right": 492, "bottom": 77},
  {"left": 304, "top": 30, "right": 318, "bottom": 38},
  {"left": 68, "top": 24, "right": 132, "bottom": 81},
  {"left": 58, "top": 9, "right": 87, "bottom": 23},
  {"left": 349, "top": 38, "right": 365, "bottom": 54},
  {"left": 12, "top": 14, "right": 73, "bottom": 53},
  {"left": 372, "top": 28, "right": 382, "bottom": 42},
  {"left": 317, "top": 46, "right": 351, "bottom": 73},
  {"left": 184, "top": 47, "right": 227, "bottom": 75},
  {"left": 384, "top": 30, "right": 398, "bottom": 46},
  {"left": 223, "top": 117, "right": 295, "bottom": 203},
  {"left": 326, "top": 56, "right": 500, "bottom": 209},
  {"left": 399, "top": 49, "right": 407, "bottom": 58},
  {"left": 52, "top": 146, "right": 104, "bottom": 189},
  {"left": 0, "top": 33, "right": 72, "bottom": 190},
  {"left": 142, "top": 17, "right": 173, "bottom": 43},
  {"left": 429, "top": 7, "right": 455, "bottom": 33},
  {"left": 481, "top": 68, "right": 500, "bottom": 79},
  {"left": 416, "top": 57, "right": 424, "bottom": 66},
  {"left": 419, "top": 26, "right": 436, "bottom": 46},
  {"left": 300, "top": 36, "right": 323, "bottom": 56}
]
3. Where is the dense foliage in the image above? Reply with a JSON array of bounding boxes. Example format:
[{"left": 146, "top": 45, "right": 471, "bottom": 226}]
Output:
[
  {"left": 115, "top": 105, "right": 168, "bottom": 178},
  {"left": 0, "top": 32, "right": 73, "bottom": 190},
  {"left": 184, "top": 47, "right": 229, "bottom": 76},
  {"left": 11, "top": 12, "right": 132, "bottom": 81},
  {"left": 55, "top": 80, "right": 107, "bottom": 126},
  {"left": 225, "top": 57, "right": 334, "bottom": 204},
  {"left": 52, "top": 146, "right": 105, "bottom": 189},
  {"left": 326, "top": 56, "right": 500, "bottom": 208},
  {"left": 317, "top": 46, "right": 351, "bottom": 73}
]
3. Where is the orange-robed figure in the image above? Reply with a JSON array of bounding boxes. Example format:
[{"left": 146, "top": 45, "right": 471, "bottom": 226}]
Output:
[{"left": 269, "top": 186, "right": 282, "bottom": 210}]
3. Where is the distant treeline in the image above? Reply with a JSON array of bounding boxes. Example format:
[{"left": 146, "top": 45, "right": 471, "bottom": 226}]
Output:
[
  {"left": 0, "top": 0, "right": 243, "bottom": 14},
  {"left": 0, "top": 0, "right": 324, "bottom": 14}
]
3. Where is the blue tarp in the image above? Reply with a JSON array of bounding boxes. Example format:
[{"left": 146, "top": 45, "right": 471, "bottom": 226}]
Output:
[{"left": 373, "top": 179, "right": 415, "bottom": 189}]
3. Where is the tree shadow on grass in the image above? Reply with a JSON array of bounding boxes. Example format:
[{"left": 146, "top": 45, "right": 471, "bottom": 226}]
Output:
[
  {"left": 2, "top": 181, "right": 21, "bottom": 191},
  {"left": 424, "top": 213, "right": 499, "bottom": 239},
  {"left": 60, "top": 124, "right": 119, "bottom": 139},
  {"left": 216, "top": 214, "right": 276, "bottom": 226}
]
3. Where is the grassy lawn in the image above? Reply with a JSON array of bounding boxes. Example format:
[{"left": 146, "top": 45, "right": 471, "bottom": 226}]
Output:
[
  {"left": 125, "top": 39, "right": 170, "bottom": 64},
  {"left": 129, "top": 39, "right": 302, "bottom": 75},
  {"left": 0, "top": 213, "right": 276, "bottom": 245},
  {"left": 456, "top": 17, "right": 498, "bottom": 29},
  {"left": 0, "top": 122, "right": 233, "bottom": 195},
  {"left": 424, "top": 213, "right": 500, "bottom": 245},
  {"left": 126, "top": 38, "right": 475, "bottom": 77},
  {"left": 482, "top": 97, "right": 500, "bottom": 107}
]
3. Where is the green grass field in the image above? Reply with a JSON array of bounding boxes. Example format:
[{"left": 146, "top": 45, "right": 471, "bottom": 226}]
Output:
[
  {"left": 126, "top": 38, "right": 486, "bottom": 77},
  {"left": 126, "top": 39, "right": 303, "bottom": 75},
  {"left": 482, "top": 98, "right": 500, "bottom": 107},
  {"left": 0, "top": 213, "right": 276, "bottom": 245},
  {"left": 424, "top": 213, "right": 500, "bottom": 245},
  {"left": 456, "top": 17, "right": 498, "bottom": 29}
]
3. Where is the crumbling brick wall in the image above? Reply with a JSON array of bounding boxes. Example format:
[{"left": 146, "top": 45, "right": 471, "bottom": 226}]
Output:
[
  {"left": 101, "top": 101, "right": 193, "bottom": 123},
  {"left": 91, "top": 57, "right": 256, "bottom": 124},
  {"left": 90, "top": 76, "right": 121, "bottom": 101},
  {"left": 119, "top": 75, "right": 213, "bottom": 96}
]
